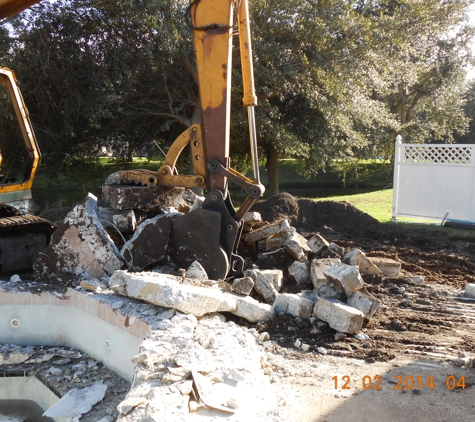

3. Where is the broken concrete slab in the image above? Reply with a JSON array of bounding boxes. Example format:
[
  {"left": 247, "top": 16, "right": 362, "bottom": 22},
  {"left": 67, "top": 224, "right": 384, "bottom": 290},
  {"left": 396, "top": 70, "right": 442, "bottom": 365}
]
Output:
[
  {"left": 342, "top": 249, "right": 382, "bottom": 275},
  {"left": 242, "top": 211, "right": 262, "bottom": 227},
  {"left": 310, "top": 258, "right": 341, "bottom": 289},
  {"left": 257, "top": 234, "right": 284, "bottom": 251},
  {"left": 370, "top": 257, "right": 402, "bottom": 277},
  {"left": 313, "top": 297, "right": 365, "bottom": 334},
  {"left": 34, "top": 202, "right": 124, "bottom": 282},
  {"left": 233, "top": 296, "right": 274, "bottom": 323},
  {"left": 231, "top": 277, "right": 254, "bottom": 296},
  {"left": 283, "top": 227, "right": 311, "bottom": 262},
  {"left": 186, "top": 261, "right": 208, "bottom": 282},
  {"left": 328, "top": 242, "right": 344, "bottom": 256},
  {"left": 347, "top": 290, "right": 381, "bottom": 320},
  {"left": 244, "top": 269, "right": 278, "bottom": 304},
  {"left": 288, "top": 261, "right": 310, "bottom": 284},
  {"left": 43, "top": 381, "right": 107, "bottom": 418},
  {"left": 323, "top": 263, "right": 364, "bottom": 297},
  {"left": 121, "top": 214, "right": 177, "bottom": 271},
  {"left": 243, "top": 219, "right": 290, "bottom": 243},
  {"left": 110, "top": 270, "right": 237, "bottom": 317},
  {"left": 272, "top": 294, "right": 314, "bottom": 319},
  {"left": 97, "top": 206, "right": 137, "bottom": 234},
  {"left": 260, "top": 269, "right": 284, "bottom": 292},
  {"left": 307, "top": 233, "right": 329, "bottom": 255},
  {"left": 102, "top": 183, "right": 184, "bottom": 211}
]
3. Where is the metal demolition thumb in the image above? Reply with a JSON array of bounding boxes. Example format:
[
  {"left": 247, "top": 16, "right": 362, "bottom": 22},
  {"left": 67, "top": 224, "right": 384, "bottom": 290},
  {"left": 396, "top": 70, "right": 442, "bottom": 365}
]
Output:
[{"left": 238, "top": 0, "right": 260, "bottom": 183}]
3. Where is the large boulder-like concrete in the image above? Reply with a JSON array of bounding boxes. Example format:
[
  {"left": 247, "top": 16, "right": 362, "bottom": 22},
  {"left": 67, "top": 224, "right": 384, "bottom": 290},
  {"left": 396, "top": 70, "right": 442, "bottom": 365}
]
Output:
[
  {"left": 323, "top": 263, "right": 364, "bottom": 297},
  {"left": 34, "top": 199, "right": 123, "bottom": 281}
]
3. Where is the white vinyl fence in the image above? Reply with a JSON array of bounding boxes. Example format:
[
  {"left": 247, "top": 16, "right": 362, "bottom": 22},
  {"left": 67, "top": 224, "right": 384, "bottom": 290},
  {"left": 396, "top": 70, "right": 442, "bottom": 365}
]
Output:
[{"left": 392, "top": 140, "right": 475, "bottom": 224}]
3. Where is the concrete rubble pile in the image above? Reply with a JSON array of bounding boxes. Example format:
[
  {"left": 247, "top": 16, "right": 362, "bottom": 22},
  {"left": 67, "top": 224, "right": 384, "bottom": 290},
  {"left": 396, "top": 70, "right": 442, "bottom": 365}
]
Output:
[
  {"left": 33, "top": 186, "right": 402, "bottom": 335},
  {"left": 116, "top": 314, "right": 278, "bottom": 421}
]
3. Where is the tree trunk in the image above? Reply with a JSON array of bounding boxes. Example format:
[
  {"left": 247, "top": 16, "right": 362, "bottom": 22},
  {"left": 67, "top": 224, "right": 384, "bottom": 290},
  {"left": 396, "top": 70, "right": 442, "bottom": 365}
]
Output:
[{"left": 265, "top": 146, "right": 279, "bottom": 196}]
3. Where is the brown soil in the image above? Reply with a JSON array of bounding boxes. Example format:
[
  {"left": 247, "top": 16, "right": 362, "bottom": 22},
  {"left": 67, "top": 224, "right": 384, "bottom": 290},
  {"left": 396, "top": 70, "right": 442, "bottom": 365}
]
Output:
[{"left": 249, "top": 193, "right": 475, "bottom": 362}]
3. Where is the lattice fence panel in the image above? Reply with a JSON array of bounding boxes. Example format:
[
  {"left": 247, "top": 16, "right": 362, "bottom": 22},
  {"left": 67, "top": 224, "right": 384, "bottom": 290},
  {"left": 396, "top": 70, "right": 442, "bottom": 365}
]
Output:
[{"left": 403, "top": 145, "right": 473, "bottom": 164}]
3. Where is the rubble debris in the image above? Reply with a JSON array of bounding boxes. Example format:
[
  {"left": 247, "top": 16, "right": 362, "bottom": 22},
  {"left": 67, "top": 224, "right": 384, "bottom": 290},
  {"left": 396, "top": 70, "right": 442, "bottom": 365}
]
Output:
[
  {"left": 80, "top": 278, "right": 108, "bottom": 292},
  {"left": 117, "top": 397, "right": 149, "bottom": 415},
  {"left": 260, "top": 269, "right": 284, "bottom": 292},
  {"left": 34, "top": 199, "right": 123, "bottom": 282},
  {"left": 242, "top": 211, "right": 262, "bottom": 227},
  {"left": 465, "top": 283, "right": 475, "bottom": 297},
  {"left": 412, "top": 275, "right": 425, "bottom": 285},
  {"left": 347, "top": 289, "right": 381, "bottom": 320},
  {"left": 283, "top": 227, "right": 311, "bottom": 261},
  {"left": 313, "top": 297, "right": 365, "bottom": 334},
  {"left": 310, "top": 258, "right": 341, "bottom": 289},
  {"left": 328, "top": 242, "right": 344, "bottom": 256},
  {"left": 245, "top": 269, "right": 279, "bottom": 304},
  {"left": 272, "top": 294, "right": 314, "bottom": 319},
  {"left": 10, "top": 274, "right": 21, "bottom": 283},
  {"left": 307, "top": 233, "right": 329, "bottom": 255},
  {"left": 370, "top": 257, "right": 401, "bottom": 277},
  {"left": 96, "top": 207, "right": 137, "bottom": 234},
  {"left": 288, "top": 261, "right": 310, "bottom": 284},
  {"left": 243, "top": 218, "right": 290, "bottom": 243},
  {"left": 117, "top": 314, "right": 278, "bottom": 422},
  {"left": 323, "top": 263, "right": 364, "bottom": 297},
  {"left": 0, "top": 345, "right": 31, "bottom": 365},
  {"left": 185, "top": 261, "right": 208, "bottom": 282},
  {"left": 110, "top": 270, "right": 237, "bottom": 317},
  {"left": 121, "top": 214, "right": 178, "bottom": 271},
  {"left": 231, "top": 277, "right": 254, "bottom": 295},
  {"left": 342, "top": 249, "right": 382, "bottom": 275},
  {"left": 43, "top": 381, "right": 108, "bottom": 418},
  {"left": 102, "top": 179, "right": 184, "bottom": 211},
  {"left": 234, "top": 296, "right": 274, "bottom": 323},
  {"left": 257, "top": 234, "right": 285, "bottom": 251}
]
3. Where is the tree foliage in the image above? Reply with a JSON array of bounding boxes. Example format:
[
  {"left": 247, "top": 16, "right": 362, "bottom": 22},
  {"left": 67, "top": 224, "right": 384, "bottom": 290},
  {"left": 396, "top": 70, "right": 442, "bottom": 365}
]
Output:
[{"left": 0, "top": 0, "right": 473, "bottom": 194}]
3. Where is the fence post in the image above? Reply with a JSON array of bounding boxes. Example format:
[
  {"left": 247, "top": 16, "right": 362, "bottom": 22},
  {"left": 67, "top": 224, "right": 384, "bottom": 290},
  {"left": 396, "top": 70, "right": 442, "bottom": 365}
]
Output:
[{"left": 392, "top": 135, "right": 402, "bottom": 221}]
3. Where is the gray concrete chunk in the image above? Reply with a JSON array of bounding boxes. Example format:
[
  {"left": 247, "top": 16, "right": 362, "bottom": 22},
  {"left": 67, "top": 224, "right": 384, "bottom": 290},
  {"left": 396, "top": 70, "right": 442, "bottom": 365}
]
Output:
[
  {"left": 307, "top": 233, "right": 329, "bottom": 255},
  {"left": 243, "top": 219, "right": 290, "bottom": 243},
  {"left": 96, "top": 207, "right": 137, "bottom": 234},
  {"left": 347, "top": 289, "right": 381, "bottom": 320},
  {"left": 232, "top": 296, "right": 274, "bottom": 323},
  {"left": 231, "top": 277, "right": 254, "bottom": 296},
  {"left": 342, "top": 249, "right": 382, "bottom": 275},
  {"left": 272, "top": 294, "right": 314, "bottom": 319},
  {"left": 370, "top": 257, "right": 402, "bottom": 277},
  {"left": 260, "top": 269, "right": 284, "bottom": 292},
  {"left": 186, "top": 261, "right": 208, "bottom": 282},
  {"left": 310, "top": 258, "right": 341, "bottom": 289},
  {"left": 313, "top": 297, "right": 364, "bottom": 334},
  {"left": 288, "top": 261, "right": 310, "bottom": 284},
  {"left": 121, "top": 214, "right": 177, "bottom": 271},
  {"left": 244, "top": 269, "right": 279, "bottom": 304},
  {"left": 323, "top": 263, "right": 364, "bottom": 297},
  {"left": 284, "top": 228, "right": 311, "bottom": 262}
]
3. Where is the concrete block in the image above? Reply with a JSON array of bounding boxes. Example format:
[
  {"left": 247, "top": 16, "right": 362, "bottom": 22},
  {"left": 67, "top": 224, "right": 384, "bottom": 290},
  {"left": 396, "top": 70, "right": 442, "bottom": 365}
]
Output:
[
  {"left": 342, "top": 249, "right": 382, "bottom": 275},
  {"left": 465, "top": 283, "right": 475, "bottom": 298},
  {"left": 370, "top": 257, "right": 401, "bottom": 277},
  {"left": 244, "top": 269, "right": 278, "bottom": 304},
  {"left": 272, "top": 294, "right": 314, "bottom": 319},
  {"left": 232, "top": 295, "right": 274, "bottom": 323},
  {"left": 102, "top": 183, "right": 184, "bottom": 211},
  {"left": 284, "top": 227, "right": 311, "bottom": 262},
  {"left": 121, "top": 214, "right": 178, "bottom": 271},
  {"left": 96, "top": 207, "right": 137, "bottom": 234},
  {"left": 347, "top": 290, "right": 381, "bottom": 320},
  {"left": 34, "top": 204, "right": 123, "bottom": 282},
  {"left": 310, "top": 258, "right": 341, "bottom": 288},
  {"left": 266, "top": 235, "right": 284, "bottom": 250},
  {"left": 242, "top": 212, "right": 262, "bottom": 227},
  {"left": 243, "top": 219, "right": 290, "bottom": 243},
  {"left": 307, "top": 233, "right": 329, "bottom": 255},
  {"left": 260, "top": 269, "right": 284, "bottom": 292},
  {"left": 288, "top": 261, "right": 310, "bottom": 284},
  {"left": 313, "top": 297, "right": 364, "bottom": 334},
  {"left": 110, "top": 270, "right": 237, "bottom": 317},
  {"left": 186, "top": 261, "right": 208, "bottom": 282},
  {"left": 323, "top": 263, "right": 364, "bottom": 297},
  {"left": 231, "top": 277, "right": 254, "bottom": 296},
  {"left": 328, "top": 242, "right": 344, "bottom": 256}
]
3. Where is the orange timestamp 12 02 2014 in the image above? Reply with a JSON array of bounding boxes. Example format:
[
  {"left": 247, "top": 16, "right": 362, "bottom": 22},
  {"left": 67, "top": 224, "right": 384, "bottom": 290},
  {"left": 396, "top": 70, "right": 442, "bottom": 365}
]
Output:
[{"left": 332, "top": 375, "right": 473, "bottom": 391}]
